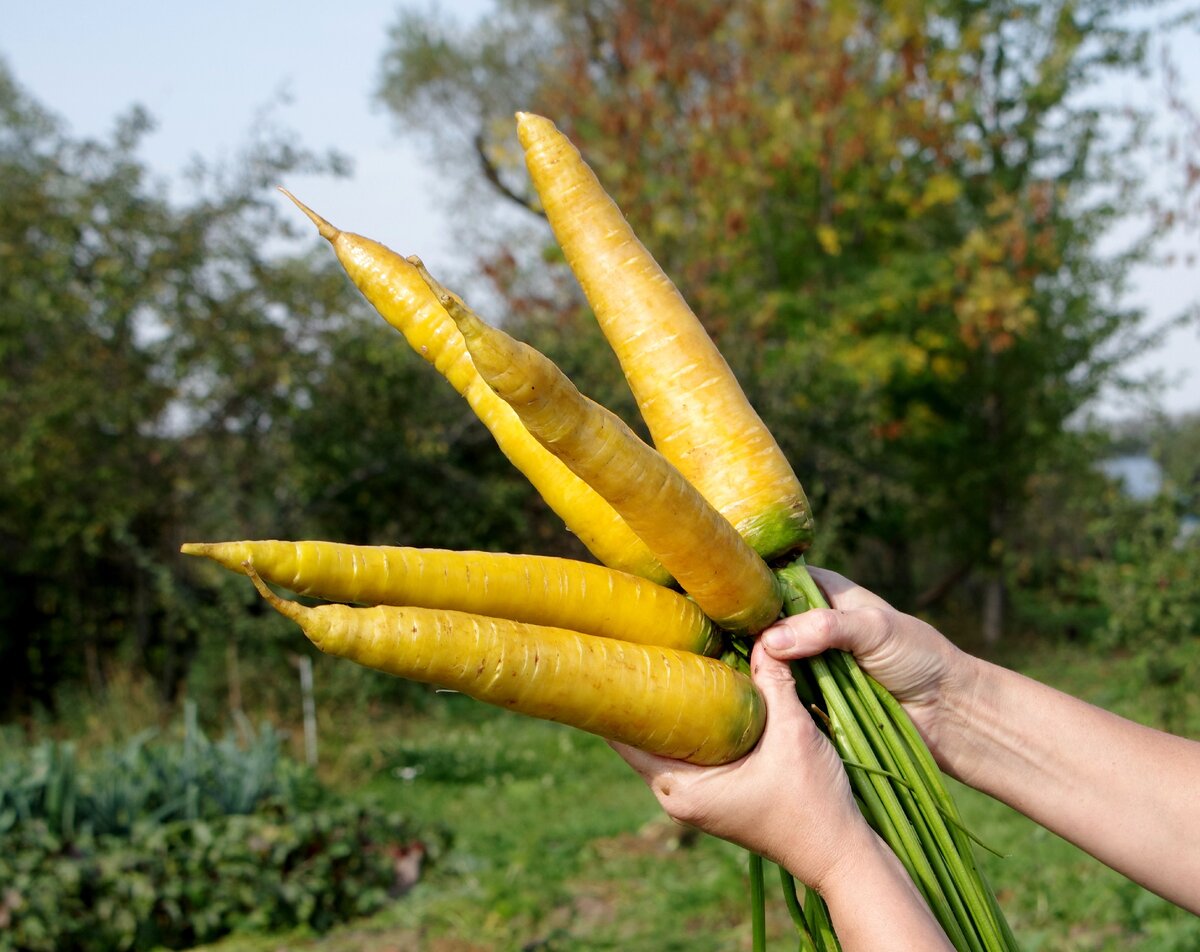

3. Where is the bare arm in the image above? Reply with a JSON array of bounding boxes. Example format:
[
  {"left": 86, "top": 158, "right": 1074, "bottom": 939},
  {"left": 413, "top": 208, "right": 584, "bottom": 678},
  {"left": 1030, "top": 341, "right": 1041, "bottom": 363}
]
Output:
[
  {"left": 613, "top": 640, "right": 953, "bottom": 952},
  {"left": 940, "top": 655, "right": 1200, "bottom": 911},
  {"left": 764, "top": 567, "right": 1200, "bottom": 914}
]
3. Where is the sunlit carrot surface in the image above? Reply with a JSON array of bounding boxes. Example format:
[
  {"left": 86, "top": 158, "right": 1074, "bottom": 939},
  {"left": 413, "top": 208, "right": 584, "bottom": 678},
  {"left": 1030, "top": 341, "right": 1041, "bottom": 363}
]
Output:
[
  {"left": 182, "top": 539, "right": 719, "bottom": 655},
  {"left": 430, "top": 282, "right": 782, "bottom": 635},
  {"left": 279, "top": 188, "right": 668, "bottom": 584},
  {"left": 516, "top": 113, "right": 813, "bottom": 561},
  {"left": 248, "top": 567, "right": 763, "bottom": 766}
]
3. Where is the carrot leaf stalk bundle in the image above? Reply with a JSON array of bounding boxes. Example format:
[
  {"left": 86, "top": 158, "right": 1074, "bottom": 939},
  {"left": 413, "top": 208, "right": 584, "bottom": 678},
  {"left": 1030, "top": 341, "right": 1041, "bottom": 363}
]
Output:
[
  {"left": 245, "top": 564, "right": 763, "bottom": 766},
  {"left": 776, "top": 561, "right": 1018, "bottom": 952}
]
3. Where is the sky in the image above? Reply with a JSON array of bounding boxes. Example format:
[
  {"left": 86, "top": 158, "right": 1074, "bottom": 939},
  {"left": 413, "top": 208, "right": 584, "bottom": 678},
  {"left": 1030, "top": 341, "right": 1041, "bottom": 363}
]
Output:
[
  {"left": 3, "top": 2, "right": 1198, "bottom": 417},
  {"left": 2, "top": 1, "right": 492, "bottom": 270}
]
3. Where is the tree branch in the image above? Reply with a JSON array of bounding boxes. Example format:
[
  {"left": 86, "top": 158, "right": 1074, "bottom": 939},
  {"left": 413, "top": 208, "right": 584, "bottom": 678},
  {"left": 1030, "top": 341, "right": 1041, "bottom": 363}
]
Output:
[{"left": 473, "top": 131, "right": 542, "bottom": 217}]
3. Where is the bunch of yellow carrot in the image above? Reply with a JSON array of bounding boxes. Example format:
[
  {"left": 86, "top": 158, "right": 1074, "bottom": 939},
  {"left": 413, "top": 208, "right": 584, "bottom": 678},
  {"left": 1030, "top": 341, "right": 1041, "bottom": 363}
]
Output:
[{"left": 184, "top": 113, "right": 1016, "bottom": 950}]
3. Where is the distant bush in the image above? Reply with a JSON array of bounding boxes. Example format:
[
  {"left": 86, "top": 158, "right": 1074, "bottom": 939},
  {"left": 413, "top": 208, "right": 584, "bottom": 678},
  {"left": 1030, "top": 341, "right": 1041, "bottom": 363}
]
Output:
[
  {"left": 0, "top": 704, "right": 318, "bottom": 839},
  {"left": 0, "top": 708, "right": 449, "bottom": 951},
  {"left": 1089, "top": 495, "right": 1199, "bottom": 653},
  {"left": 0, "top": 804, "right": 443, "bottom": 951}
]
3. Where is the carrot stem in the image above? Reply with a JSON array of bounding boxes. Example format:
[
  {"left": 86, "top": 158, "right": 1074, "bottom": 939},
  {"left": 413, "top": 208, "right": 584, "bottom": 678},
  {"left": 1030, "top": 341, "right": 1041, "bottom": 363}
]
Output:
[
  {"left": 749, "top": 852, "right": 767, "bottom": 952},
  {"left": 775, "top": 558, "right": 1018, "bottom": 950},
  {"left": 242, "top": 562, "right": 305, "bottom": 624}
]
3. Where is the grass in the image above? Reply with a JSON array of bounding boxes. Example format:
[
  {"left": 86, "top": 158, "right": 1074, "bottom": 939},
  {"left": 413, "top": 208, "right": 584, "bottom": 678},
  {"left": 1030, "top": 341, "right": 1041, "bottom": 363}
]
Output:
[
  {"left": 10, "top": 636, "right": 1198, "bottom": 951},
  {"left": 270, "top": 697, "right": 764, "bottom": 951}
]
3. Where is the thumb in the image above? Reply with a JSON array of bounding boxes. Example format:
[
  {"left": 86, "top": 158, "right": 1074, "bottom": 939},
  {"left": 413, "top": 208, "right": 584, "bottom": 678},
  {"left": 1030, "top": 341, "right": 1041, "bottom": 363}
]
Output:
[
  {"left": 748, "top": 640, "right": 810, "bottom": 736},
  {"left": 760, "top": 608, "right": 888, "bottom": 662}
]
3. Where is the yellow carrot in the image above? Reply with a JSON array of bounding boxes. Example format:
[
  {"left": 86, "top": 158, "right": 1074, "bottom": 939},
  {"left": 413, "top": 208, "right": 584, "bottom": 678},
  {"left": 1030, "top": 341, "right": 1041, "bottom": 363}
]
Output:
[
  {"left": 181, "top": 539, "right": 720, "bottom": 655},
  {"left": 429, "top": 281, "right": 782, "bottom": 634},
  {"left": 248, "top": 567, "right": 763, "bottom": 766},
  {"left": 278, "top": 187, "right": 669, "bottom": 585},
  {"left": 516, "top": 112, "right": 814, "bottom": 561}
]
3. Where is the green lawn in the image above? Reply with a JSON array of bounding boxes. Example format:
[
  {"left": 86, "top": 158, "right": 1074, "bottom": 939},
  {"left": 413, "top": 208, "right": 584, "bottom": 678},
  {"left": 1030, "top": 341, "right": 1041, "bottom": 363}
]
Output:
[{"left": 185, "top": 634, "right": 1200, "bottom": 952}]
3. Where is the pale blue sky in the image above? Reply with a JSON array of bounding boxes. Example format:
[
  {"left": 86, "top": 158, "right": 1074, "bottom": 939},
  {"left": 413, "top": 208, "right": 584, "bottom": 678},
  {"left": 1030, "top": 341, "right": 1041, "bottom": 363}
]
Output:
[
  {"left": 2, "top": 1, "right": 493, "bottom": 270},
  {"left": 3, "top": 2, "right": 1197, "bottom": 416}
]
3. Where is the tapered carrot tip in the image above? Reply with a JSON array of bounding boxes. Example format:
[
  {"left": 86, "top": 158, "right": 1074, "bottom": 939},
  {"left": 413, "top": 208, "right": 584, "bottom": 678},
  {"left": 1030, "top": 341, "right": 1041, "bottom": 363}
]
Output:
[
  {"left": 515, "top": 111, "right": 556, "bottom": 150},
  {"left": 278, "top": 186, "right": 339, "bottom": 242},
  {"left": 438, "top": 292, "right": 486, "bottom": 339},
  {"left": 243, "top": 561, "right": 305, "bottom": 623},
  {"left": 409, "top": 257, "right": 481, "bottom": 337}
]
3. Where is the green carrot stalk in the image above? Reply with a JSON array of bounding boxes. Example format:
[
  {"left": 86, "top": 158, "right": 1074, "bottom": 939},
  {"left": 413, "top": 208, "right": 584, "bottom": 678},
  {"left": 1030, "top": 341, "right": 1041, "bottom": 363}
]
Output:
[{"left": 775, "top": 559, "right": 1019, "bottom": 951}]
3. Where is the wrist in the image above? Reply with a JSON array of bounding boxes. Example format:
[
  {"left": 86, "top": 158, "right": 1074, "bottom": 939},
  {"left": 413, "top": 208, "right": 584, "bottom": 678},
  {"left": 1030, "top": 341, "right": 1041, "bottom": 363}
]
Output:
[
  {"left": 803, "top": 821, "right": 883, "bottom": 898},
  {"left": 930, "top": 650, "right": 991, "bottom": 782},
  {"left": 815, "top": 828, "right": 955, "bottom": 951}
]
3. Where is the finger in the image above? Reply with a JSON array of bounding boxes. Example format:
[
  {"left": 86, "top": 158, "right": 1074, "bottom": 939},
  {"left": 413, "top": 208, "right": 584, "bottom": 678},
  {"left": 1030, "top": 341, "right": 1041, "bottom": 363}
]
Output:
[
  {"left": 749, "top": 639, "right": 800, "bottom": 697},
  {"left": 748, "top": 641, "right": 815, "bottom": 744},
  {"left": 806, "top": 566, "right": 891, "bottom": 610},
  {"left": 607, "top": 740, "right": 705, "bottom": 807},
  {"left": 760, "top": 606, "right": 891, "bottom": 662},
  {"left": 608, "top": 739, "right": 686, "bottom": 780}
]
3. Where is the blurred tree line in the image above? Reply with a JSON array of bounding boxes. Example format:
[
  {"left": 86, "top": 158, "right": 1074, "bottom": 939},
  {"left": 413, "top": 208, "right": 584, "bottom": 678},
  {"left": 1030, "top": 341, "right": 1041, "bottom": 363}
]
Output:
[
  {"left": 380, "top": 0, "right": 1199, "bottom": 638},
  {"left": 2, "top": 0, "right": 1197, "bottom": 718},
  {"left": 0, "top": 60, "right": 558, "bottom": 717}
]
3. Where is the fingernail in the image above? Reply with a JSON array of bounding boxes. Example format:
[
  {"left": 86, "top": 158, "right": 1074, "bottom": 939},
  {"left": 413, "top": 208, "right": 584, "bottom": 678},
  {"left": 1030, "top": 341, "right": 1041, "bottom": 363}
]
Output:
[{"left": 761, "top": 625, "right": 791, "bottom": 650}]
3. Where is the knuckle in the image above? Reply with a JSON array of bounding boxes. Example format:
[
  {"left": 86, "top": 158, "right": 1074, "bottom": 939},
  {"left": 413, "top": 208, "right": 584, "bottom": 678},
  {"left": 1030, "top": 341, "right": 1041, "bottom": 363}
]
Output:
[
  {"left": 803, "top": 609, "right": 839, "bottom": 643},
  {"left": 858, "top": 606, "right": 893, "bottom": 646}
]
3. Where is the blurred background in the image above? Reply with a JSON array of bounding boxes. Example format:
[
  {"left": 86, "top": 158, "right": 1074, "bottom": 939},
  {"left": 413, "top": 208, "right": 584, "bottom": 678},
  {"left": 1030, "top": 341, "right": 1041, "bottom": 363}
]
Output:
[{"left": 1, "top": 2, "right": 1198, "bottom": 950}]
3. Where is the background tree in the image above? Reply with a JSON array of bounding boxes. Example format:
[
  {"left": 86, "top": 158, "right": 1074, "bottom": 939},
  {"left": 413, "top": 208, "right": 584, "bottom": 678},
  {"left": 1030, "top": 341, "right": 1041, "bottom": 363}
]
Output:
[
  {"left": 378, "top": 0, "right": 1195, "bottom": 641},
  {"left": 0, "top": 59, "right": 553, "bottom": 716}
]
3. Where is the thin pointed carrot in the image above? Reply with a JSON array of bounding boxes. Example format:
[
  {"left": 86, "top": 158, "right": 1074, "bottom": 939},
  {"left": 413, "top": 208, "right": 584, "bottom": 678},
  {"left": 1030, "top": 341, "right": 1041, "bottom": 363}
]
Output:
[
  {"left": 516, "top": 113, "right": 814, "bottom": 561},
  {"left": 181, "top": 539, "right": 720, "bottom": 655},
  {"left": 246, "top": 565, "right": 763, "bottom": 766},
  {"left": 278, "top": 187, "right": 669, "bottom": 585},
  {"left": 428, "top": 278, "right": 782, "bottom": 635}
]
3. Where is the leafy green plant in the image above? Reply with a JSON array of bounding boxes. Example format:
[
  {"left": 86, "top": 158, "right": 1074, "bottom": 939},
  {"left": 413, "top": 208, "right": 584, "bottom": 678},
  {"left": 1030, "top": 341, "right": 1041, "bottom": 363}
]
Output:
[
  {"left": 0, "top": 705, "right": 317, "bottom": 839},
  {"left": 1081, "top": 493, "right": 1200, "bottom": 730},
  {"left": 1090, "top": 495, "right": 1200, "bottom": 650},
  {"left": 0, "top": 803, "right": 447, "bottom": 952},
  {"left": 0, "top": 709, "right": 447, "bottom": 952}
]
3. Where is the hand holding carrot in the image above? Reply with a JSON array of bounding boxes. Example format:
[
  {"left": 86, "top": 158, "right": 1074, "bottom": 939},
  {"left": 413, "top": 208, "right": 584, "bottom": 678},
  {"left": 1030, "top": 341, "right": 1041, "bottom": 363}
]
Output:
[
  {"left": 764, "top": 567, "right": 1200, "bottom": 916},
  {"left": 611, "top": 638, "right": 866, "bottom": 887},
  {"left": 760, "top": 566, "right": 975, "bottom": 761},
  {"left": 613, "top": 638, "right": 955, "bottom": 952}
]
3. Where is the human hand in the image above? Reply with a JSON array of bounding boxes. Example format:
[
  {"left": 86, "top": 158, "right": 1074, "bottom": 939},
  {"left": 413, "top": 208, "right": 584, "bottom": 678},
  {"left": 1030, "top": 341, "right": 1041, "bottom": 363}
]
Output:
[
  {"left": 761, "top": 567, "right": 977, "bottom": 762},
  {"left": 610, "top": 637, "right": 877, "bottom": 891}
]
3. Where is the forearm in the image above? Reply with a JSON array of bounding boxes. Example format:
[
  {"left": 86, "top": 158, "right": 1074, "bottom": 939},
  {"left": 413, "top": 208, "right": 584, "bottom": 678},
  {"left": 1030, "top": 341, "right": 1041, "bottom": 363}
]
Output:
[
  {"left": 940, "top": 657, "right": 1200, "bottom": 912},
  {"left": 805, "top": 829, "right": 953, "bottom": 952}
]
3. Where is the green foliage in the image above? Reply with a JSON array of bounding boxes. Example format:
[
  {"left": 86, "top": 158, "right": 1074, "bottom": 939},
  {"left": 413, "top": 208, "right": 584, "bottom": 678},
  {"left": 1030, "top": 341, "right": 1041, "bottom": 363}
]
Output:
[
  {"left": 0, "top": 55, "right": 345, "bottom": 711},
  {"left": 0, "top": 703, "right": 316, "bottom": 839},
  {"left": 1089, "top": 495, "right": 1200, "bottom": 652},
  {"left": 0, "top": 708, "right": 448, "bottom": 952},
  {"left": 1007, "top": 439, "right": 1199, "bottom": 729},
  {"left": 0, "top": 803, "right": 442, "bottom": 952},
  {"left": 0, "top": 54, "right": 567, "bottom": 717},
  {"left": 1087, "top": 493, "right": 1200, "bottom": 730}
]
